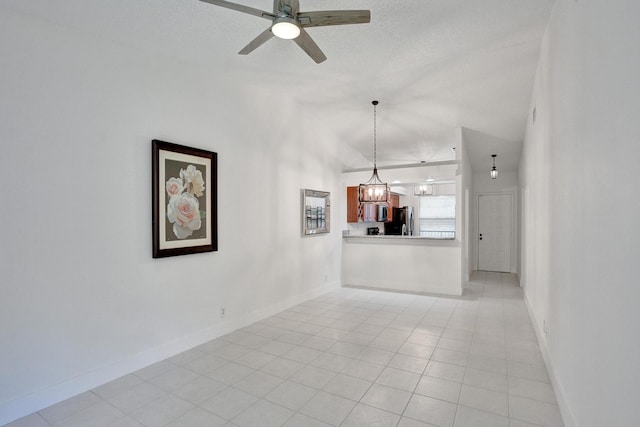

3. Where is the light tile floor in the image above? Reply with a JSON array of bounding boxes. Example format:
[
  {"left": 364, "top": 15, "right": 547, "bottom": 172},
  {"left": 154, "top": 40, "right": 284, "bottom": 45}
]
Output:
[{"left": 4, "top": 272, "right": 564, "bottom": 427}]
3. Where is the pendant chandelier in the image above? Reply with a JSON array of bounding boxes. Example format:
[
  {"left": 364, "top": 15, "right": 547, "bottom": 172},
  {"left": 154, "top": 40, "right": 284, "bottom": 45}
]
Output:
[
  {"left": 490, "top": 154, "right": 499, "bottom": 179},
  {"left": 359, "top": 100, "right": 390, "bottom": 203},
  {"left": 414, "top": 184, "right": 433, "bottom": 196}
]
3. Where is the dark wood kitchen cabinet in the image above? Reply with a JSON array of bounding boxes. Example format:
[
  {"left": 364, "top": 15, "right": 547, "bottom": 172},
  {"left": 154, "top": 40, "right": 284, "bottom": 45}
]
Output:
[
  {"left": 388, "top": 193, "right": 400, "bottom": 222},
  {"left": 347, "top": 186, "right": 399, "bottom": 223},
  {"left": 346, "top": 186, "right": 360, "bottom": 223}
]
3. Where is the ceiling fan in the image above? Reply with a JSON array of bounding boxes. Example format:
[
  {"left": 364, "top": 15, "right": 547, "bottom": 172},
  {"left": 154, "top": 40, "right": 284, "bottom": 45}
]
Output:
[{"left": 199, "top": 0, "right": 371, "bottom": 63}]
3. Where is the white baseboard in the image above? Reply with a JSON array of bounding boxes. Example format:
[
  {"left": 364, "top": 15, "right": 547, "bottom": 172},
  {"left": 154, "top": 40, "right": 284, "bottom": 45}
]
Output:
[
  {"left": 0, "top": 280, "right": 339, "bottom": 425},
  {"left": 522, "top": 292, "right": 576, "bottom": 427}
]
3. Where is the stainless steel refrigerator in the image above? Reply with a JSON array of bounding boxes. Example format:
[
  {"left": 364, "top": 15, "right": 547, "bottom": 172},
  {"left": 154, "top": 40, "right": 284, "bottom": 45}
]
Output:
[{"left": 384, "top": 206, "right": 414, "bottom": 236}]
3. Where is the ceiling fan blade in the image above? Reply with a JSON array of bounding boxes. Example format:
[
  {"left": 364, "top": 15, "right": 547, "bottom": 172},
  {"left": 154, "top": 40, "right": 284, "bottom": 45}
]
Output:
[
  {"left": 238, "top": 27, "right": 275, "bottom": 55},
  {"left": 199, "top": 0, "right": 275, "bottom": 20},
  {"left": 297, "top": 10, "right": 370, "bottom": 28},
  {"left": 293, "top": 28, "right": 327, "bottom": 63}
]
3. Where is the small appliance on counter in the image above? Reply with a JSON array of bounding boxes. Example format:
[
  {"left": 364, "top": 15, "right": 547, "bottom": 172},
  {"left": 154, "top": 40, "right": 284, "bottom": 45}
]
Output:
[
  {"left": 384, "top": 206, "right": 414, "bottom": 236},
  {"left": 367, "top": 227, "right": 380, "bottom": 235}
]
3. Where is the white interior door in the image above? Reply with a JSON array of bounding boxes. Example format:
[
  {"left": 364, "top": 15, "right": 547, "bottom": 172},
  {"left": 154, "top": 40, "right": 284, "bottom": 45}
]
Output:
[{"left": 478, "top": 194, "right": 512, "bottom": 272}]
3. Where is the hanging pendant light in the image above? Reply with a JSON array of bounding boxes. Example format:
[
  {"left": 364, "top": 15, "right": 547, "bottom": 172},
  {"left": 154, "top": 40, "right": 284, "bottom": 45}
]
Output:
[
  {"left": 490, "top": 154, "right": 499, "bottom": 179},
  {"left": 414, "top": 184, "right": 433, "bottom": 196},
  {"left": 359, "top": 101, "right": 390, "bottom": 203}
]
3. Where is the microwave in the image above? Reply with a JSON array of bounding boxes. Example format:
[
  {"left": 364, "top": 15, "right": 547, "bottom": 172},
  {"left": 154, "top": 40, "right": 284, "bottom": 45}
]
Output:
[{"left": 378, "top": 204, "right": 389, "bottom": 222}]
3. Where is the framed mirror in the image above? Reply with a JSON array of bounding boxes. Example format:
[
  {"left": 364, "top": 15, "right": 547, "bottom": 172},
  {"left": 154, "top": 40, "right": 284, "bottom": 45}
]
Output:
[{"left": 302, "top": 189, "right": 330, "bottom": 236}]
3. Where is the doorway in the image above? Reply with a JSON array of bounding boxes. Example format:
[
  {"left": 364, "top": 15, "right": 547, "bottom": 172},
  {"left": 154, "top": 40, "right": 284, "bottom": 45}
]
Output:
[{"left": 478, "top": 193, "right": 513, "bottom": 272}]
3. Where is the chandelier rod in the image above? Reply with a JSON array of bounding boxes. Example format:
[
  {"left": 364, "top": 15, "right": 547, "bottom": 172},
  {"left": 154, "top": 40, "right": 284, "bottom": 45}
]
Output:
[{"left": 372, "top": 100, "right": 378, "bottom": 168}]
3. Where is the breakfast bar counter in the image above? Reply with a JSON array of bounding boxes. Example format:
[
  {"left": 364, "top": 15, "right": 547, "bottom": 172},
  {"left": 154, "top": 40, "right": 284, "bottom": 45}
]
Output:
[{"left": 341, "top": 235, "right": 463, "bottom": 296}]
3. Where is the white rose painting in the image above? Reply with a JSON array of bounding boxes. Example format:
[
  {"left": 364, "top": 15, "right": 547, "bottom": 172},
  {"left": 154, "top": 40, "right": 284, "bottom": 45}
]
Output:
[
  {"left": 153, "top": 139, "right": 217, "bottom": 258},
  {"left": 164, "top": 162, "right": 206, "bottom": 240}
]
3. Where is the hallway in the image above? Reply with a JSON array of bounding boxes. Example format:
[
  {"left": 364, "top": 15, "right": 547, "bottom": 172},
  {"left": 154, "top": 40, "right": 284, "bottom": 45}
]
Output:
[{"left": 6, "top": 272, "right": 563, "bottom": 427}]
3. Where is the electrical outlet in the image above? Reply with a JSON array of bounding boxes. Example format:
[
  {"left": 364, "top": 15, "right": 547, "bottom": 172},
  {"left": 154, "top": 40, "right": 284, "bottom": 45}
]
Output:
[{"left": 220, "top": 307, "right": 226, "bottom": 318}]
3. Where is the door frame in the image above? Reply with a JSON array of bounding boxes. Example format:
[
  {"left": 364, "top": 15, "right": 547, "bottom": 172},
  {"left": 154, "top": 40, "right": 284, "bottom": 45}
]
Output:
[{"left": 476, "top": 192, "right": 515, "bottom": 273}]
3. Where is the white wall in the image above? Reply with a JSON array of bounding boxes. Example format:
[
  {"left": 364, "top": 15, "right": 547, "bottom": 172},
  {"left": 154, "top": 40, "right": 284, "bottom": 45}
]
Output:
[
  {"left": 520, "top": 1, "right": 640, "bottom": 426},
  {"left": 0, "top": 10, "right": 343, "bottom": 424},
  {"left": 458, "top": 129, "right": 474, "bottom": 283},
  {"left": 342, "top": 238, "right": 463, "bottom": 296}
]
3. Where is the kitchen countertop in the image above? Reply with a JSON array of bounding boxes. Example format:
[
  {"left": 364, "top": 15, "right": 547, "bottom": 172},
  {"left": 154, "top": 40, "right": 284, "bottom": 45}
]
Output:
[
  {"left": 342, "top": 235, "right": 458, "bottom": 247},
  {"left": 343, "top": 234, "right": 455, "bottom": 240}
]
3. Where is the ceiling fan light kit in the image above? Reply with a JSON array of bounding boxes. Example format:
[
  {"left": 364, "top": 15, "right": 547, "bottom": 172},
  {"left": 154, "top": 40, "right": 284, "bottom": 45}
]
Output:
[
  {"left": 272, "top": 16, "right": 300, "bottom": 39},
  {"left": 199, "top": 0, "right": 371, "bottom": 63}
]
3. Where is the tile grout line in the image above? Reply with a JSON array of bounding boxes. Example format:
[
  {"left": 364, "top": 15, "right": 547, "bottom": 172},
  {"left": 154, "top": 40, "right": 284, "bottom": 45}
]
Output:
[{"left": 10, "top": 273, "right": 561, "bottom": 427}]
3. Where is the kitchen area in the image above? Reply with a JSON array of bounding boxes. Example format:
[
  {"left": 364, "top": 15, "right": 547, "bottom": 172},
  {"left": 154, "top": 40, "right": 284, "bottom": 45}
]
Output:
[{"left": 340, "top": 160, "right": 471, "bottom": 296}]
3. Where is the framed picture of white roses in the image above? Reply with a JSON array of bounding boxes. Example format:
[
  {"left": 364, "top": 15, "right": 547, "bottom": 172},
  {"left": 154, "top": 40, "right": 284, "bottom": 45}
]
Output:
[{"left": 152, "top": 140, "right": 218, "bottom": 258}]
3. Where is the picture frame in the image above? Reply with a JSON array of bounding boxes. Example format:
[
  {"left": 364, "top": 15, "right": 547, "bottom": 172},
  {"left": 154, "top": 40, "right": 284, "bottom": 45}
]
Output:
[
  {"left": 301, "top": 189, "right": 330, "bottom": 236},
  {"left": 152, "top": 139, "right": 218, "bottom": 258}
]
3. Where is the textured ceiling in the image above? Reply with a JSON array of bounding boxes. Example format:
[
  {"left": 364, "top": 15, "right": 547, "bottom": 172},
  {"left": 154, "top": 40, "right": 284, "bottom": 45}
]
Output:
[{"left": 1, "top": 0, "right": 555, "bottom": 172}]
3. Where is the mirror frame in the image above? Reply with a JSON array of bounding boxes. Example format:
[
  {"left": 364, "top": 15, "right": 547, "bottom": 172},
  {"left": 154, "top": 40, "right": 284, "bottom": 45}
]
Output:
[{"left": 301, "top": 189, "right": 331, "bottom": 236}]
